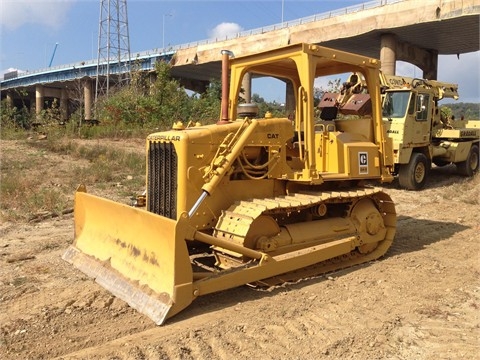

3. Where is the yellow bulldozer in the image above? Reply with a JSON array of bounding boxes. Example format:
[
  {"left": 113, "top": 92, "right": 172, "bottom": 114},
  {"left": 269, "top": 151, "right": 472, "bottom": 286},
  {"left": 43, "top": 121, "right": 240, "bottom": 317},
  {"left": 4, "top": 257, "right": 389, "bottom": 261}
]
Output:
[{"left": 63, "top": 43, "right": 397, "bottom": 325}]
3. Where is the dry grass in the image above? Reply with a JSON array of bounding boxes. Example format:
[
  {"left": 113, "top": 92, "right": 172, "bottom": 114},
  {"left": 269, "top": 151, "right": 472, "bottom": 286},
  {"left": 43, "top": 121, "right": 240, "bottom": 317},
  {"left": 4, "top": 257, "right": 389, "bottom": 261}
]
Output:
[
  {"left": 1, "top": 136, "right": 145, "bottom": 222},
  {"left": 1, "top": 156, "right": 70, "bottom": 221},
  {"left": 439, "top": 173, "right": 479, "bottom": 205},
  {"left": 1, "top": 131, "right": 478, "bottom": 223}
]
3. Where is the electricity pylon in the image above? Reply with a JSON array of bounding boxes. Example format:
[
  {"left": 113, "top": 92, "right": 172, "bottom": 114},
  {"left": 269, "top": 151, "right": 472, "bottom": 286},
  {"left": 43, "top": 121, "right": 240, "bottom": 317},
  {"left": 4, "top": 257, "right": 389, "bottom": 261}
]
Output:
[{"left": 95, "top": 0, "right": 131, "bottom": 101}]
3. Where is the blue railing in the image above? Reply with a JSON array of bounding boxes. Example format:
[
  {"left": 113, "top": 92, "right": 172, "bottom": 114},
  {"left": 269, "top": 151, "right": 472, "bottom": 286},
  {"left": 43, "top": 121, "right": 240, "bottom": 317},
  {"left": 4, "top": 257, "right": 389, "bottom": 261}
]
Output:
[{"left": 0, "top": 52, "right": 174, "bottom": 89}]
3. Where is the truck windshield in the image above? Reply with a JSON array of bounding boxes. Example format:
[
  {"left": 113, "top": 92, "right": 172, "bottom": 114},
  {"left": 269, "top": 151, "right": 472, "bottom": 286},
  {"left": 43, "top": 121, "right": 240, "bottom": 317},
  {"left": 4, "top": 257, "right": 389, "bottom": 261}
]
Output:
[{"left": 382, "top": 91, "right": 411, "bottom": 118}]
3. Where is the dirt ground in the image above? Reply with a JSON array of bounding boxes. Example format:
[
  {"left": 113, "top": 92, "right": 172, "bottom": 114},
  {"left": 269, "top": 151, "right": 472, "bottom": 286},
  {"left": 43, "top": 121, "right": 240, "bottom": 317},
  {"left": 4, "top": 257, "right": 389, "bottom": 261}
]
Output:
[{"left": 1, "top": 139, "right": 479, "bottom": 360}]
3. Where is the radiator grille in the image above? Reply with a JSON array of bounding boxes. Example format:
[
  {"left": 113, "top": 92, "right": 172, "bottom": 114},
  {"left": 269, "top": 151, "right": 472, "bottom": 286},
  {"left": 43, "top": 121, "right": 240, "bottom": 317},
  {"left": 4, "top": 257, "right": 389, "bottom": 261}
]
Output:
[{"left": 147, "top": 141, "right": 177, "bottom": 219}]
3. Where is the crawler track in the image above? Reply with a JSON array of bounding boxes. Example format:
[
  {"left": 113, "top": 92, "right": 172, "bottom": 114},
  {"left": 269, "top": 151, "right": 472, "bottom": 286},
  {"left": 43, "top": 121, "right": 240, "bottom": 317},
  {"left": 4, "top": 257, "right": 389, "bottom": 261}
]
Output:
[{"left": 213, "top": 187, "right": 397, "bottom": 285}]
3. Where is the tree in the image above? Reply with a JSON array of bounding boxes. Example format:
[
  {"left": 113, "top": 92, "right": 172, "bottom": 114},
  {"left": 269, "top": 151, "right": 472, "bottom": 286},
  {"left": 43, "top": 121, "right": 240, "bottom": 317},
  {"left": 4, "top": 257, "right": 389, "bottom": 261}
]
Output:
[
  {"left": 96, "top": 61, "right": 193, "bottom": 128},
  {"left": 190, "top": 79, "right": 222, "bottom": 124}
]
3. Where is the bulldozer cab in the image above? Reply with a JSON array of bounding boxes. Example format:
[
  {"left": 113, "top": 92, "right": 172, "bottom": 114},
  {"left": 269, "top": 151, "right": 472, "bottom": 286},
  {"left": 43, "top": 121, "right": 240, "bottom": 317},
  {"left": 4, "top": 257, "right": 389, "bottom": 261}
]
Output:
[{"left": 226, "top": 43, "right": 392, "bottom": 183}]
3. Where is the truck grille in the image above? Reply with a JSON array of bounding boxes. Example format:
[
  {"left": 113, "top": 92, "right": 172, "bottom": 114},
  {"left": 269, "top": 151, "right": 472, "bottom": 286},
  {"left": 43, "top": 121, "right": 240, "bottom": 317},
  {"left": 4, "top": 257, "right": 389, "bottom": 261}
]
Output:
[{"left": 147, "top": 141, "right": 177, "bottom": 219}]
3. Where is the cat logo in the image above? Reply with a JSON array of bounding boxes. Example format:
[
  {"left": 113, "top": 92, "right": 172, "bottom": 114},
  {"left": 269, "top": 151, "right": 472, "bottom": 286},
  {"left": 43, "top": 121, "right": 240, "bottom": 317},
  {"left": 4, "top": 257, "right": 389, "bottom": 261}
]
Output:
[
  {"left": 267, "top": 133, "right": 279, "bottom": 139},
  {"left": 359, "top": 152, "right": 368, "bottom": 174}
]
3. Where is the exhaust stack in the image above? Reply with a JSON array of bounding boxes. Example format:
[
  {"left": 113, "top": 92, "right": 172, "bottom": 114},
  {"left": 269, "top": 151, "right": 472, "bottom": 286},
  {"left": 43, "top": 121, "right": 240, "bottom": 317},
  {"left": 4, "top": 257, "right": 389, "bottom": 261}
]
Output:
[{"left": 219, "top": 50, "right": 234, "bottom": 123}]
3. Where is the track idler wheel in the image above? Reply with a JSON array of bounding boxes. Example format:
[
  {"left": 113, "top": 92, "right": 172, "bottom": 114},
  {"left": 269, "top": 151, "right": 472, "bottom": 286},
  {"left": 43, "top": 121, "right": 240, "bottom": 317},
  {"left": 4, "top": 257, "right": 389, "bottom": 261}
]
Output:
[{"left": 350, "top": 198, "right": 387, "bottom": 254}]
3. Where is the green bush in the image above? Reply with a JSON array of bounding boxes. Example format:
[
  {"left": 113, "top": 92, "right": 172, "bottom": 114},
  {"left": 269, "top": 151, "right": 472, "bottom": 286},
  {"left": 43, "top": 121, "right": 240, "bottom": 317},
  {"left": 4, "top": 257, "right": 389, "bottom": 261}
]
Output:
[
  {"left": 95, "top": 61, "right": 196, "bottom": 129},
  {"left": 1, "top": 99, "right": 33, "bottom": 135}
]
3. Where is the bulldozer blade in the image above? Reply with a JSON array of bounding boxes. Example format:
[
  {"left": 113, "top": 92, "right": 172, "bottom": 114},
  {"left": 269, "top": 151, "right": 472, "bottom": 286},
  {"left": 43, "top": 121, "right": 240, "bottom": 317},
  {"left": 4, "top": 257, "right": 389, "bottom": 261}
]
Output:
[{"left": 62, "top": 190, "right": 194, "bottom": 325}]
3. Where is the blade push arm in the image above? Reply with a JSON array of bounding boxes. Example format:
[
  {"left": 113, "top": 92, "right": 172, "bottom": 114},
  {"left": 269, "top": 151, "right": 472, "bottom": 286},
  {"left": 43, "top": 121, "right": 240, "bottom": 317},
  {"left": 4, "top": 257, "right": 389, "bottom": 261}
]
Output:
[{"left": 188, "top": 119, "right": 260, "bottom": 217}]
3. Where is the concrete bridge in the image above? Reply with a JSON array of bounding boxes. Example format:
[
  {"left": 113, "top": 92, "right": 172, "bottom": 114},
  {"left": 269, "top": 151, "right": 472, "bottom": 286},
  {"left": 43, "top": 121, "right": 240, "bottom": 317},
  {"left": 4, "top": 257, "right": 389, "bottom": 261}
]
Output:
[{"left": 1, "top": 0, "right": 478, "bottom": 121}]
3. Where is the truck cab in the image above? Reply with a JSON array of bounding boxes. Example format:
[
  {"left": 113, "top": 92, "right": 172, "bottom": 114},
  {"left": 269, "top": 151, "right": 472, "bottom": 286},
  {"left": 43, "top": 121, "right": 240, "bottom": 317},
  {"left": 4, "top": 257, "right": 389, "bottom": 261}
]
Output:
[
  {"left": 383, "top": 86, "right": 432, "bottom": 148},
  {"left": 381, "top": 75, "right": 479, "bottom": 189}
]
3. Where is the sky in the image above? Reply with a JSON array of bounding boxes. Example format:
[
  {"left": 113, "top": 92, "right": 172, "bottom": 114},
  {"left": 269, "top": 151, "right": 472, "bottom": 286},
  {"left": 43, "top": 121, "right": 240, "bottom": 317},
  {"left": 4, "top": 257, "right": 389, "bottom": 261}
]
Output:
[{"left": 0, "top": 0, "right": 479, "bottom": 103}]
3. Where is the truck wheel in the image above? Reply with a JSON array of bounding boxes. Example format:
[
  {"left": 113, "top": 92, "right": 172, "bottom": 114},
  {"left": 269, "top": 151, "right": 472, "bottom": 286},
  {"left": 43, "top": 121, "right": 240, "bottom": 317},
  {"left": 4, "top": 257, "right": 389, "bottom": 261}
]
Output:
[
  {"left": 456, "top": 144, "right": 479, "bottom": 177},
  {"left": 398, "top": 153, "right": 429, "bottom": 190}
]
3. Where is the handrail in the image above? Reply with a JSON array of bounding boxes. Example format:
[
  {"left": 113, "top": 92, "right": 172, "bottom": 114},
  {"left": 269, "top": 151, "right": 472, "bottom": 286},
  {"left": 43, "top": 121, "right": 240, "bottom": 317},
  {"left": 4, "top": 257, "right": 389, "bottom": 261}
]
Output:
[{"left": 295, "top": 86, "right": 307, "bottom": 162}]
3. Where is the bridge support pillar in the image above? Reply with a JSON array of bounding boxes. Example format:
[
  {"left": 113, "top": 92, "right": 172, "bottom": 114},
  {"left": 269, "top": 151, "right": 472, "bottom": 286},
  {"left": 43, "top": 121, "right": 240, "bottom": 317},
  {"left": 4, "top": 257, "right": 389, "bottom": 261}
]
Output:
[
  {"left": 421, "top": 55, "right": 438, "bottom": 80},
  {"left": 60, "top": 89, "right": 68, "bottom": 122},
  {"left": 381, "top": 33, "right": 438, "bottom": 80},
  {"left": 380, "top": 34, "right": 397, "bottom": 75},
  {"left": 84, "top": 80, "right": 93, "bottom": 121},
  {"left": 396, "top": 42, "right": 438, "bottom": 80},
  {"left": 6, "top": 91, "right": 14, "bottom": 108},
  {"left": 35, "top": 85, "right": 45, "bottom": 119}
]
